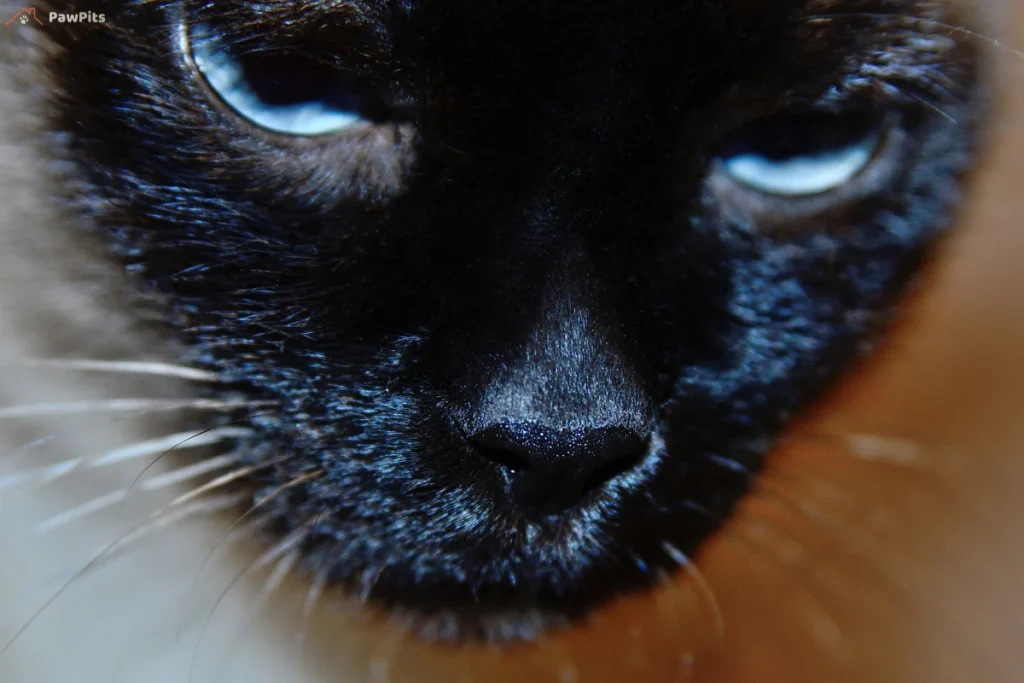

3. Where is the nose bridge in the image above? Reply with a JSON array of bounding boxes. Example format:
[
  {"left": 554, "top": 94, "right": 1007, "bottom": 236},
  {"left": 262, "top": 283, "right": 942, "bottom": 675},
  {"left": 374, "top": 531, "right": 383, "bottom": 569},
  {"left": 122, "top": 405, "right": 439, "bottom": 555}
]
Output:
[{"left": 471, "top": 281, "right": 650, "bottom": 434}]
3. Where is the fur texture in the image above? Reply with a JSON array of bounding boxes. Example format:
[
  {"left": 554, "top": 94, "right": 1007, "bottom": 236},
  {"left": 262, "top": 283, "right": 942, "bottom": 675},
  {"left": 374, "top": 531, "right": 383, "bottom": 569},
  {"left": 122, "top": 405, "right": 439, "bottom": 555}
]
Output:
[
  {"left": 1, "top": 0, "right": 1023, "bottom": 682},
  {"left": 24, "top": 0, "right": 985, "bottom": 636}
]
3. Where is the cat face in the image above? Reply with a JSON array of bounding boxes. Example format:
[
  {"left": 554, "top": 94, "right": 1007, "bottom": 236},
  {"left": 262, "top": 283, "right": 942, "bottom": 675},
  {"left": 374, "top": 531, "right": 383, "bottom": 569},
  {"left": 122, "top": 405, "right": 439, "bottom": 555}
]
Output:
[{"left": 42, "top": 0, "right": 982, "bottom": 639}]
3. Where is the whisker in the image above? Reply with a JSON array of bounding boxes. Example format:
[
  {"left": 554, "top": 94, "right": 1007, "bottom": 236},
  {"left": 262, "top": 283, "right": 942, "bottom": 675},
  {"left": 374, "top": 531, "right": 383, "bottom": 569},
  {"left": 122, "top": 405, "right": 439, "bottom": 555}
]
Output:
[
  {"left": 782, "top": 429, "right": 936, "bottom": 468},
  {"left": 899, "top": 88, "right": 961, "bottom": 123},
  {"left": 749, "top": 475, "right": 903, "bottom": 569},
  {"left": 207, "top": 547, "right": 304, "bottom": 680},
  {"left": 661, "top": 541, "right": 725, "bottom": 643},
  {"left": 804, "top": 13, "right": 1024, "bottom": 62},
  {"left": 719, "top": 515, "right": 857, "bottom": 662},
  {"left": 6, "top": 358, "right": 222, "bottom": 382},
  {"left": 1, "top": 491, "right": 246, "bottom": 656},
  {"left": 730, "top": 483, "right": 943, "bottom": 627},
  {"left": 753, "top": 434, "right": 972, "bottom": 558},
  {"left": 780, "top": 429, "right": 995, "bottom": 523},
  {"left": 185, "top": 470, "right": 322, "bottom": 600},
  {"left": 189, "top": 520, "right": 316, "bottom": 683},
  {"left": 28, "top": 447, "right": 244, "bottom": 537},
  {"left": 367, "top": 621, "right": 413, "bottom": 683},
  {"left": 297, "top": 568, "right": 330, "bottom": 643},
  {"left": 139, "top": 453, "right": 241, "bottom": 492},
  {"left": 102, "top": 493, "right": 248, "bottom": 564},
  {"left": 679, "top": 496, "right": 819, "bottom": 572},
  {"left": 259, "top": 548, "right": 302, "bottom": 609},
  {"left": 31, "top": 489, "right": 133, "bottom": 536},
  {"left": 670, "top": 497, "right": 857, "bottom": 653},
  {"left": 0, "top": 398, "right": 277, "bottom": 420},
  {"left": 292, "top": 508, "right": 334, "bottom": 642},
  {"left": 359, "top": 559, "right": 389, "bottom": 604},
  {"left": 688, "top": 448, "right": 876, "bottom": 547},
  {"left": 790, "top": 589, "right": 852, "bottom": 663},
  {"left": 2, "top": 434, "right": 60, "bottom": 459},
  {"left": 664, "top": 499, "right": 862, "bottom": 666},
  {"left": 0, "top": 427, "right": 250, "bottom": 492},
  {"left": 124, "top": 412, "right": 277, "bottom": 498},
  {"left": 171, "top": 515, "right": 276, "bottom": 646},
  {"left": 755, "top": 466, "right": 864, "bottom": 522},
  {"left": 170, "top": 457, "right": 292, "bottom": 508}
]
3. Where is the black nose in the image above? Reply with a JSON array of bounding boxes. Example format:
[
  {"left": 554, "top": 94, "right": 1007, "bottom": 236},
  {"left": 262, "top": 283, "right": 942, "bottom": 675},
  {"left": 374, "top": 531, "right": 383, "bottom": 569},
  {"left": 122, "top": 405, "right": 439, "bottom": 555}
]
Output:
[{"left": 469, "top": 423, "right": 650, "bottom": 513}]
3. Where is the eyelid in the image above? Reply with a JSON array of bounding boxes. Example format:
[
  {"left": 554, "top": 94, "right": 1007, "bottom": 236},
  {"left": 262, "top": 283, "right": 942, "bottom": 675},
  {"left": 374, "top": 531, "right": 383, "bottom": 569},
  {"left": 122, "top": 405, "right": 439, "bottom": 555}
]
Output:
[
  {"left": 721, "top": 127, "right": 881, "bottom": 197},
  {"left": 707, "top": 117, "right": 908, "bottom": 234},
  {"left": 184, "top": 21, "right": 386, "bottom": 138}
]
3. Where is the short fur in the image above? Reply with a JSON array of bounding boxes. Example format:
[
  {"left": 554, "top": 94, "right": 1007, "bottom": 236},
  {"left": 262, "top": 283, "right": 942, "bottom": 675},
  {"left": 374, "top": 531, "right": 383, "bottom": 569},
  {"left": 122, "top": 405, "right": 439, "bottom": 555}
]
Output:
[{"left": 4, "top": 0, "right": 988, "bottom": 642}]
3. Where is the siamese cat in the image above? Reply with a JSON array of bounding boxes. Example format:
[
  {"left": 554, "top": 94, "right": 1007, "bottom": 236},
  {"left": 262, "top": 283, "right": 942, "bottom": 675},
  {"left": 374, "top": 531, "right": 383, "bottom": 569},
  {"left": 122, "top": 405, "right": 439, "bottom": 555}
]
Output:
[{"left": 1, "top": 0, "right": 1023, "bottom": 681}]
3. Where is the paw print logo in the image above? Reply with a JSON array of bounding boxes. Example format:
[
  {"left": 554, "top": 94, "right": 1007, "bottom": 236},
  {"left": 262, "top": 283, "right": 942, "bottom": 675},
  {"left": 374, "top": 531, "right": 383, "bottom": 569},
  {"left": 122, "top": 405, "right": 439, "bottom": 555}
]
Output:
[{"left": 5, "top": 7, "right": 44, "bottom": 27}]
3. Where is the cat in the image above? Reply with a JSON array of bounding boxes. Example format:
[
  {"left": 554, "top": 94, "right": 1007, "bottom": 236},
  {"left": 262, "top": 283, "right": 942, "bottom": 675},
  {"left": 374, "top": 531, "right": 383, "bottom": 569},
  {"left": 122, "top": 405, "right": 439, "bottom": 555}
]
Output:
[{"left": 1, "top": 1, "right": 1023, "bottom": 682}]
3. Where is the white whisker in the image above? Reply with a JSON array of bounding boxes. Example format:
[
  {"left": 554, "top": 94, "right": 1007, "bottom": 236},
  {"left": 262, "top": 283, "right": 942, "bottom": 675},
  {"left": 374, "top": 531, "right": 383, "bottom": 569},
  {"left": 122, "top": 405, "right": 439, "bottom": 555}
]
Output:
[
  {"left": 215, "top": 547, "right": 303, "bottom": 672},
  {"left": 789, "top": 430, "right": 928, "bottom": 467},
  {"left": 7, "top": 358, "right": 222, "bottom": 382},
  {"left": 661, "top": 541, "right": 725, "bottom": 641},
  {"left": 104, "top": 493, "right": 248, "bottom": 562},
  {"left": 0, "top": 398, "right": 276, "bottom": 420},
  {"left": 1, "top": 492, "right": 247, "bottom": 655},
  {"left": 0, "top": 427, "right": 250, "bottom": 492},
  {"left": 170, "top": 461, "right": 281, "bottom": 508},
  {"left": 795, "top": 592, "right": 852, "bottom": 663},
  {"left": 805, "top": 13, "right": 1024, "bottom": 62},
  {"left": 260, "top": 548, "right": 301, "bottom": 602},
  {"left": 301, "top": 568, "right": 329, "bottom": 622},
  {"left": 0, "top": 459, "right": 76, "bottom": 492},
  {"left": 189, "top": 523, "right": 314, "bottom": 678},
  {"left": 368, "top": 623, "right": 410, "bottom": 683},
  {"left": 719, "top": 517, "right": 860, "bottom": 662},
  {"left": 32, "top": 490, "right": 130, "bottom": 535},
  {"left": 181, "top": 470, "right": 320, "bottom": 600},
  {"left": 359, "top": 561, "right": 388, "bottom": 604},
  {"left": 901, "top": 89, "right": 960, "bottom": 123},
  {"left": 841, "top": 433, "right": 927, "bottom": 466},
  {"left": 139, "top": 453, "right": 240, "bottom": 492},
  {"left": 182, "top": 516, "right": 275, "bottom": 611}
]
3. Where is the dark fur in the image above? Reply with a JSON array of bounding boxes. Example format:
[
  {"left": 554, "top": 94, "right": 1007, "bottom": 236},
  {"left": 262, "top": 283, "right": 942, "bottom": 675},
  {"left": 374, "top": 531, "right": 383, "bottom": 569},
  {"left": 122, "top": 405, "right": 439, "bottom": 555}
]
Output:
[{"left": 36, "top": 0, "right": 981, "bottom": 641}]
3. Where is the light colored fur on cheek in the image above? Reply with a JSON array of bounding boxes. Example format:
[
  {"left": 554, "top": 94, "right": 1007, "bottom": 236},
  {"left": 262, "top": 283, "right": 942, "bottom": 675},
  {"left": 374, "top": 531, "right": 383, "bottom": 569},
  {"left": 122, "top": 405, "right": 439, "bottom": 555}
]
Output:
[
  {"left": 1, "top": 1, "right": 1023, "bottom": 682},
  {"left": 0, "top": 12, "right": 335, "bottom": 683}
]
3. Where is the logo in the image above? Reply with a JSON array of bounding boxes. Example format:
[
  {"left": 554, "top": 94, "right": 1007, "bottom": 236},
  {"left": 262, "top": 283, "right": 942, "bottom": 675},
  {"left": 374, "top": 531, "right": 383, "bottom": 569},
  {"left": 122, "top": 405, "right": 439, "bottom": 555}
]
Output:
[
  {"left": 5, "top": 7, "right": 43, "bottom": 26},
  {"left": 5, "top": 6, "right": 107, "bottom": 26}
]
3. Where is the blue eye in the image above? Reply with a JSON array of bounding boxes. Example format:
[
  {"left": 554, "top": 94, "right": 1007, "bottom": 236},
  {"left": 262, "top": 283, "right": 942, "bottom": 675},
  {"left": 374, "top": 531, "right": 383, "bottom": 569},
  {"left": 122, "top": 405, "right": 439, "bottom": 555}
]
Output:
[
  {"left": 718, "top": 114, "right": 884, "bottom": 196},
  {"left": 188, "top": 23, "right": 391, "bottom": 136}
]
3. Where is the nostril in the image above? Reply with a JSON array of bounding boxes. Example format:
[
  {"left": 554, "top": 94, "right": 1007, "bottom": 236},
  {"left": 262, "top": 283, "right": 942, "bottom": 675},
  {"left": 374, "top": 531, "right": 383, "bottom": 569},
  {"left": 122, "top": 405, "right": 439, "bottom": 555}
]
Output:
[
  {"left": 473, "top": 443, "right": 532, "bottom": 474},
  {"left": 581, "top": 449, "right": 645, "bottom": 495},
  {"left": 468, "top": 423, "right": 651, "bottom": 512}
]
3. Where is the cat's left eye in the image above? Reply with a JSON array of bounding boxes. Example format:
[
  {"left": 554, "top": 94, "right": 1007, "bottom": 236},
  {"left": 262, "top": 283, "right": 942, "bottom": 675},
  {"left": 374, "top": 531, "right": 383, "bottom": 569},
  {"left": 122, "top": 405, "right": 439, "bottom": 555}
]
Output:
[{"left": 714, "top": 113, "right": 887, "bottom": 198}]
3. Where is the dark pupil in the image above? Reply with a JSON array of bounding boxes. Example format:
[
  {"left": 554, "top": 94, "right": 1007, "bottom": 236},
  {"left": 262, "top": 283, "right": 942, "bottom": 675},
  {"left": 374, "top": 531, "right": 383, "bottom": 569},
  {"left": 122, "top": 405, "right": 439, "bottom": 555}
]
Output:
[{"left": 234, "top": 51, "right": 394, "bottom": 123}]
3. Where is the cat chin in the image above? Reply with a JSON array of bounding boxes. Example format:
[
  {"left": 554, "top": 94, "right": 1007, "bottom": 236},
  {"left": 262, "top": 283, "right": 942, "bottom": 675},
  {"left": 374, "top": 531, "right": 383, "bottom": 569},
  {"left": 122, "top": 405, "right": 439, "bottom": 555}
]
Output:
[{"left": 392, "top": 607, "right": 570, "bottom": 644}]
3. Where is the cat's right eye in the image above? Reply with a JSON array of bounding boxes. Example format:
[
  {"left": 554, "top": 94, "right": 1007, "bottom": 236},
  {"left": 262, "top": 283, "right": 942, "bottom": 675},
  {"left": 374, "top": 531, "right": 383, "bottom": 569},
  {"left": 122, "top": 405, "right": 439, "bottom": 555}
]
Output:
[{"left": 187, "top": 23, "right": 394, "bottom": 137}]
